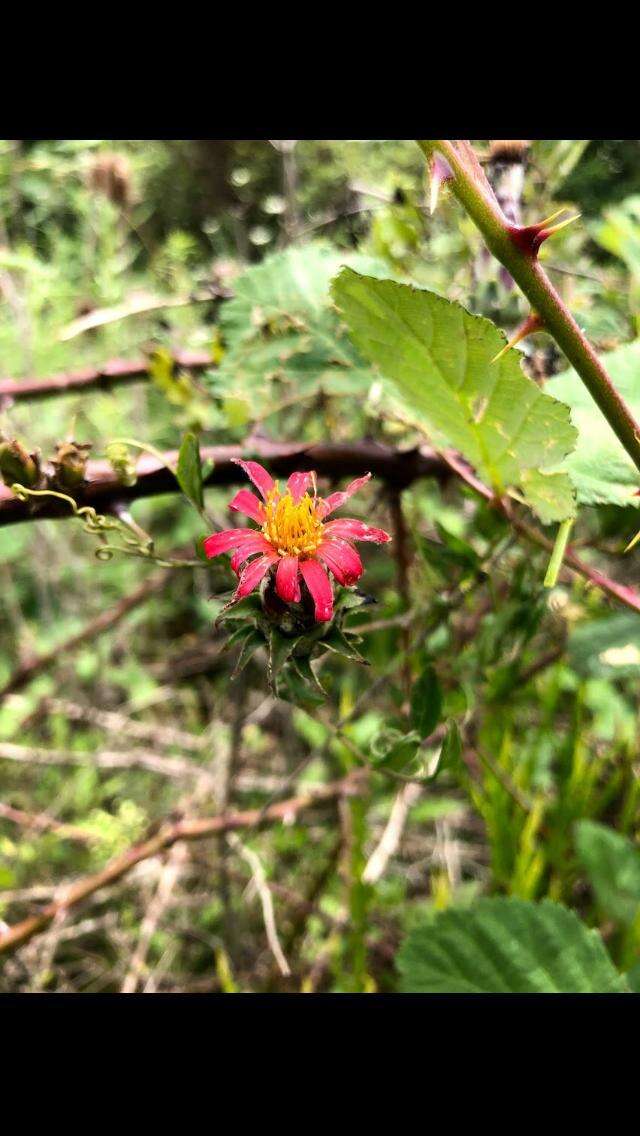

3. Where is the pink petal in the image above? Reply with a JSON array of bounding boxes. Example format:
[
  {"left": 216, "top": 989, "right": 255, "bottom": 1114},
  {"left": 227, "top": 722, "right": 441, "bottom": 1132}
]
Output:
[
  {"left": 229, "top": 534, "right": 274, "bottom": 574},
  {"left": 231, "top": 459, "right": 275, "bottom": 501},
  {"left": 275, "top": 555, "right": 301, "bottom": 602},
  {"left": 323, "top": 518, "right": 391, "bottom": 544},
  {"left": 230, "top": 549, "right": 245, "bottom": 574},
  {"left": 229, "top": 488, "right": 265, "bottom": 524},
  {"left": 287, "top": 470, "right": 314, "bottom": 504},
  {"left": 318, "top": 473, "right": 371, "bottom": 518},
  {"left": 203, "top": 528, "right": 256, "bottom": 558},
  {"left": 234, "top": 552, "right": 277, "bottom": 600},
  {"left": 300, "top": 559, "right": 334, "bottom": 622},
  {"left": 316, "top": 539, "right": 363, "bottom": 586}
]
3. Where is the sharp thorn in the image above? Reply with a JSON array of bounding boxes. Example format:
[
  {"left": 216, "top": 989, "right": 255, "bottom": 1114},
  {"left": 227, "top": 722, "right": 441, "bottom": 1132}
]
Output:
[{"left": 491, "top": 313, "right": 544, "bottom": 364}]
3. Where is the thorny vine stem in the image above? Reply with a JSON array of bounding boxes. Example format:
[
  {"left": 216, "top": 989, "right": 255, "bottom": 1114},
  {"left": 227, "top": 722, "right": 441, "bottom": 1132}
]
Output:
[{"left": 417, "top": 140, "right": 640, "bottom": 477}]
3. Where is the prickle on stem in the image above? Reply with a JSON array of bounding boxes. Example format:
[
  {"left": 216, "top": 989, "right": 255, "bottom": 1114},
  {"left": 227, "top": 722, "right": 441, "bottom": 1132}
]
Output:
[
  {"left": 491, "top": 312, "right": 545, "bottom": 364},
  {"left": 507, "top": 207, "right": 581, "bottom": 257}
]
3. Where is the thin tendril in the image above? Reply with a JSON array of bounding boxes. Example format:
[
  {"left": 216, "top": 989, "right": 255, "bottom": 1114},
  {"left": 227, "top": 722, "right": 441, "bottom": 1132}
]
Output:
[{"left": 10, "top": 483, "right": 206, "bottom": 568}]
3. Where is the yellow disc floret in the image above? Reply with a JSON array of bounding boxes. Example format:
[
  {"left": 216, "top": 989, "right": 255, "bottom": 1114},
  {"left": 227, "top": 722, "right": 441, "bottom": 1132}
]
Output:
[{"left": 262, "top": 485, "right": 324, "bottom": 557}]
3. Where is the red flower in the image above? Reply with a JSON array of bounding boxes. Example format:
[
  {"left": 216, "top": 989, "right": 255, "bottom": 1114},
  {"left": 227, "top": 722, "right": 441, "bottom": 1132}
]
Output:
[{"left": 204, "top": 461, "right": 391, "bottom": 622}]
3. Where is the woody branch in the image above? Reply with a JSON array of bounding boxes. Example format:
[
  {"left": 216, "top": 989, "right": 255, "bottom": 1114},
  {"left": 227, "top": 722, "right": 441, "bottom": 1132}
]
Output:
[
  {"left": 1, "top": 436, "right": 637, "bottom": 616},
  {"left": 0, "top": 771, "right": 366, "bottom": 957}
]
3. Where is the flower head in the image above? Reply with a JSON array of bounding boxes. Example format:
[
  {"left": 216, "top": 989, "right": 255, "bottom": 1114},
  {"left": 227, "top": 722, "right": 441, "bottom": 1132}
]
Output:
[{"left": 204, "top": 460, "right": 391, "bottom": 623}]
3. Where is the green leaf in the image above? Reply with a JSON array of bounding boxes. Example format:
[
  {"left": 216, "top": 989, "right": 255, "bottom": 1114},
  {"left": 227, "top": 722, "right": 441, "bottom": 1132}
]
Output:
[
  {"left": 370, "top": 728, "right": 421, "bottom": 772},
  {"left": 414, "top": 534, "right": 477, "bottom": 588},
  {"left": 569, "top": 613, "right": 640, "bottom": 679},
  {"left": 549, "top": 341, "right": 640, "bottom": 507},
  {"left": 280, "top": 661, "right": 326, "bottom": 708},
  {"left": 319, "top": 626, "right": 366, "bottom": 663},
  {"left": 434, "top": 522, "right": 480, "bottom": 568},
  {"left": 410, "top": 665, "right": 442, "bottom": 740},
  {"left": 575, "top": 820, "right": 640, "bottom": 926},
  {"left": 224, "top": 623, "right": 258, "bottom": 651},
  {"left": 212, "top": 244, "right": 390, "bottom": 419},
  {"left": 0, "top": 864, "right": 16, "bottom": 887},
  {"left": 625, "top": 960, "right": 640, "bottom": 992},
  {"left": 521, "top": 469, "right": 579, "bottom": 527},
  {"left": 437, "top": 720, "right": 463, "bottom": 777},
  {"left": 176, "top": 433, "right": 204, "bottom": 511},
  {"left": 291, "top": 655, "right": 326, "bottom": 698},
  {"left": 397, "top": 898, "right": 629, "bottom": 993},
  {"left": 268, "top": 629, "right": 302, "bottom": 690},
  {"left": 232, "top": 628, "right": 265, "bottom": 678},
  {"left": 216, "top": 593, "right": 263, "bottom": 624},
  {"left": 332, "top": 268, "right": 577, "bottom": 522},
  {"left": 588, "top": 196, "right": 640, "bottom": 282},
  {"left": 334, "top": 587, "right": 375, "bottom": 616}
]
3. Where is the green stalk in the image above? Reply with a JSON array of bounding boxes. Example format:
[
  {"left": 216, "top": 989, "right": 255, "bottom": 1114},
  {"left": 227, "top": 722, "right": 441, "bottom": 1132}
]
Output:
[
  {"left": 417, "top": 140, "right": 640, "bottom": 477},
  {"left": 544, "top": 518, "right": 574, "bottom": 588}
]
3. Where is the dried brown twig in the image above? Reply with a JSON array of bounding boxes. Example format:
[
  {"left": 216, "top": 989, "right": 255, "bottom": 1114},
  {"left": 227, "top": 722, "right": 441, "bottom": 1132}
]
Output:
[
  {"left": 0, "top": 802, "right": 94, "bottom": 845},
  {"left": 0, "top": 771, "right": 367, "bottom": 957},
  {"left": 0, "top": 739, "right": 215, "bottom": 781}
]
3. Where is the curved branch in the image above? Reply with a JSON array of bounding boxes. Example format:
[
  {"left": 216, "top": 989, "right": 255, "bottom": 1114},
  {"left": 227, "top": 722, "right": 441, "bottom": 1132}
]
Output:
[
  {"left": 1, "top": 435, "right": 638, "bottom": 615},
  {"left": 0, "top": 771, "right": 367, "bottom": 956},
  {"left": 0, "top": 350, "right": 213, "bottom": 404},
  {"left": 0, "top": 439, "right": 446, "bottom": 526}
]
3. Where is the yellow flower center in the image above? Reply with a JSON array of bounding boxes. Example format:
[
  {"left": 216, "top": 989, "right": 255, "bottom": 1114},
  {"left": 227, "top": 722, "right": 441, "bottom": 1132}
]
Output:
[{"left": 262, "top": 486, "right": 324, "bottom": 558}]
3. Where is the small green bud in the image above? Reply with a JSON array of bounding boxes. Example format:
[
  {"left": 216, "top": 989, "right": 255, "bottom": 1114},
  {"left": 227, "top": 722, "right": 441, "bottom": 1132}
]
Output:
[
  {"left": 105, "top": 441, "right": 137, "bottom": 488},
  {"left": 0, "top": 439, "right": 40, "bottom": 488}
]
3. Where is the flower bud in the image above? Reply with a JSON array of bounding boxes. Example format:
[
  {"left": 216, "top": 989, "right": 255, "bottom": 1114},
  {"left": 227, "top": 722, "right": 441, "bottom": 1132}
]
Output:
[
  {"left": 106, "top": 441, "right": 137, "bottom": 487},
  {"left": 51, "top": 441, "right": 92, "bottom": 491},
  {"left": 0, "top": 439, "right": 40, "bottom": 488}
]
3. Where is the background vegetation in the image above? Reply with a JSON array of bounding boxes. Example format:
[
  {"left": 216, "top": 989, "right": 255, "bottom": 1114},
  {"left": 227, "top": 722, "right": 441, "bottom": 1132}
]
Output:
[{"left": 2, "top": 139, "right": 640, "bottom": 994}]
